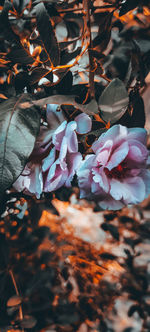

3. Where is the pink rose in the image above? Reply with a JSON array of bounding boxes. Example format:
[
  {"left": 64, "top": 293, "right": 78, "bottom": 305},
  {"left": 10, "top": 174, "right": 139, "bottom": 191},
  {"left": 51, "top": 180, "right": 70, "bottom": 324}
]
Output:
[
  {"left": 77, "top": 125, "right": 150, "bottom": 210},
  {"left": 42, "top": 113, "right": 92, "bottom": 192},
  {"left": 13, "top": 162, "right": 43, "bottom": 199},
  {"left": 13, "top": 105, "right": 92, "bottom": 198}
]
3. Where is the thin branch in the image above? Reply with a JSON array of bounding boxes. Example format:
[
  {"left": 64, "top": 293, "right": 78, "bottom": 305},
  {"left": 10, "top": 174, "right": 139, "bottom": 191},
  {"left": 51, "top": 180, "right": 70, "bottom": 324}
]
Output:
[
  {"left": 83, "top": 0, "right": 95, "bottom": 99},
  {"left": 9, "top": 269, "right": 24, "bottom": 331}
]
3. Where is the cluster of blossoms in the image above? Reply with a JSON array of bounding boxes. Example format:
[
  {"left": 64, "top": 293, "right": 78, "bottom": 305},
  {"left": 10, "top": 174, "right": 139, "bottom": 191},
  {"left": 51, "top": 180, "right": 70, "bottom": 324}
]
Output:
[{"left": 14, "top": 104, "right": 150, "bottom": 210}]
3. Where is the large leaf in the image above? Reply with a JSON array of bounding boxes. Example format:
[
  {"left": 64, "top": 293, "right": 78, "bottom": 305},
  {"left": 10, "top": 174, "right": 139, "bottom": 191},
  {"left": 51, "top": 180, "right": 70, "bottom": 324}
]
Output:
[
  {"left": 35, "top": 2, "right": 60, "bottom": 67},
  {"left": 21, "top": 94, "right": 99, "bottom": 115},
  {"left": 0, "top": 94, "right": 40, "bottom": 197},
  {"left": 98, "top": 78, "right": 129, "bottom": 124},
  {"left": 33, "top": 95, "right": 99, "bottom": 115}
]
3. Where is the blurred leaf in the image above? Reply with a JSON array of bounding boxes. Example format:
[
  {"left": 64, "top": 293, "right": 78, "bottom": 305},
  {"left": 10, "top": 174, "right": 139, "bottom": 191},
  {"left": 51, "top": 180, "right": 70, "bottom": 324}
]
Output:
[
  {"left": 7, "top": 295, "right": 22, "bottom": 307},
  {"left": 99, "top": 78, "right": 129, "bottom": 124},
  {"left": 0, "top": 94, "right": 40, "bottom": 197},
  {"left": 56, "top": 70, "right": 73, "bottom": 94},
  {"left": 12, "top": 0, "right": 31, "bottom": 14},
  {"left": 35, "top": 2, "right": 60, "bottom": 66},
  {"left": 119, "top": 0, "right": 140, "bottom": 16},
  {"left": 20, "top": 315, "right": 37, "bottom": 329},
  {"left": 128, "top": 304, "right": 144, "bottom": 318}
]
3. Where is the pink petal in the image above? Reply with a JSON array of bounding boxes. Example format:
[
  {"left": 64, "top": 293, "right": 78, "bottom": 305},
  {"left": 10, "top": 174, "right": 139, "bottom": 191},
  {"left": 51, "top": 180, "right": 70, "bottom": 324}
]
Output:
[
  {"left": 75, "top": 113, "right": 92, "bottom": 134},
  {"left": 46, "top": 104, "right": 65, "bottom": 128},
  {"left": 93, "top": 168, "right": 110, "bottom": 193},
  {"left": 123, "top": 177, "right": 146, "bottom": 204},
  {"left": 65, "top": 152, "right": 82, "bottom": 187},
  {"left": 52, "top": 121, "right": 67, "bottom": 150},
  {"left": 99, "top": 197, "right": 124, "bottom": 210},
  {"left": 140, "top": 169, "right": 150, "bottom": 197},
  {"left": 65, "top": 121, "right": 78, "bottom": 153},
  {"left": 95, "top": 140, "right": 113, "bottom": 165},
  {"left": 107, "top": 141, "right": 129, "bottom": 171},
  {"left": 93, "top": 125, "right": 128, "bottom": 152},
  {"left": 127, "top": 140, "right": 148, "bottom": 164},
  {"left": 42, "top": 147, "right": 56, "bottom": 172},
  {"left": 128, "top": 127, "right": 147, "bottom": 144},
  {"left": 59, "top": 136, "right": 68, "bottom": 162},
  {"left": 110, "top": 177, "right": 145, "bottom": 204}
]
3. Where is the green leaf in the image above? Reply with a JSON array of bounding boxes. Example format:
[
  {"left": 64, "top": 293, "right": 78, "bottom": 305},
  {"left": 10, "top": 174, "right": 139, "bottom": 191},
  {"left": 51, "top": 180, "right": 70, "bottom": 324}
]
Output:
[
  {"left": 98, "top": 78, "right": 129, "bottom": 124},
  {"left": 0, "top": 94, "right": 40, "bottom": 197}
]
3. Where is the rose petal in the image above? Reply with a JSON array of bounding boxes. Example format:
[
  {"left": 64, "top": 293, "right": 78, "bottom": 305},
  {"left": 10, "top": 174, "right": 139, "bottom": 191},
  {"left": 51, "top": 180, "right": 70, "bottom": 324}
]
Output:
[
  {"left": 110, "top": 177, "right": 145, "bottom": 204},
  {"left": 42, "top": 147, "right": 56, "bottom": 172},
  {"left": 59, "top": 136, "right": 68, "bottom": 162},
  {"left": 92, "top": 125, "right": 128, "bottom": 153},
  {"left": 46, "top": 104, "right": 65, "bottom": 128},
  {"left": 65, "top": 152, "right": 82, "bottom": 187},
  {"left": 93, "top": 168, "right": 110, "bottom": 193},
  {"left": 75, "top": 113, "right": 92, "bottom": 134},
  {"left": 107, "top": 141, "right": 129, "bottom": 171},
  {"left": 99, "top": 197, "right": 124, "bottom": 210},
  {"left": 127, "top": 140, "right": 148, "bottom": 164},
  {"left": 128, "top": 127, "right": 147, "bottom": 144},
  {"left": 52, "top": 120, "right": 67, "bottom": 150},
  {"left": 65, "top": 121, "right": 78, "bottom": 153},
  {"left": 95, "top": 140, "right": 113, "bottom": 165},
  {"left": 140, "top": 169, "right": 150, "bottom": 197}
]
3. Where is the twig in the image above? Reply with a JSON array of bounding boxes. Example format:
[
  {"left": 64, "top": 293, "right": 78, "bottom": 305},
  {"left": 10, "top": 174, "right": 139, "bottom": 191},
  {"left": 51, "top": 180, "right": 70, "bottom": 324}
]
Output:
[
  {"left": 83, "top": 0, "right": 95, "bottom": 99},
  {"left": 9, "top": 269, "right": 24, "bottom": 331}
]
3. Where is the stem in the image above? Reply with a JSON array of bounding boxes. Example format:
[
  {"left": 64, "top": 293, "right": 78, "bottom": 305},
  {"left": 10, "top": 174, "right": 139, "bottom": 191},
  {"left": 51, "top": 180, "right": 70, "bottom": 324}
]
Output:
[
  {"left": 9, "top": 269, "right": 24, "bottom": 331},
  {"left": 83, "top": 0, "right": 95, "bottom": 99}
]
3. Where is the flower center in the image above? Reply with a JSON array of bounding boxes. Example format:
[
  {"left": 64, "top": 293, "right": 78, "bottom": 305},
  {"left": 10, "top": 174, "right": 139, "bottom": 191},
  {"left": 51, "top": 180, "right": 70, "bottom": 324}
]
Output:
[{"left": 104, "top": 162, "right": 128, "bottom": 179}]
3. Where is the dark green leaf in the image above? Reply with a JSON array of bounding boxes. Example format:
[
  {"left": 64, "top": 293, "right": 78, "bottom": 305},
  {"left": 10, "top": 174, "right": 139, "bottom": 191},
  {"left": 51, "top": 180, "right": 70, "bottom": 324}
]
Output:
[
  {"left": 0, "top": 94, "right": 40, "bottom": 197},
  {"left": 29, "top": 67, "right": 53, "bottom": 85},
  {"left": 99, "top": 78, "right": 129, "bottom": 123},
  {"left": 130, "top": 91, "right": 145, "bottom": 128},
  {"left": 93, "top": 12, "right": 113, "bottom": 52},
  {"left": 35, "top": 2, "right": 60, "bottom": 66},
  {"left": 7, "top": 46, "right": 34, "bottom": 65}
]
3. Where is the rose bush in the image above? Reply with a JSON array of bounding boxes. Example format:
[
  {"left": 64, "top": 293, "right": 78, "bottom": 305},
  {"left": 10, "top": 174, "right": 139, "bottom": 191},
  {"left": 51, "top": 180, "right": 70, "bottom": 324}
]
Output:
[{"left": 77, "top": 125, "right": 150, "bottom": 210}]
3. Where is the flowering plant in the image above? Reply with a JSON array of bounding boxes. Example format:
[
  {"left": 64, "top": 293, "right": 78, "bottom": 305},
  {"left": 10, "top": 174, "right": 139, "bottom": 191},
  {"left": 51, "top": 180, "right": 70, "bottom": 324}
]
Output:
[{"left": 13, "top": 103, "right": 150, "bottom": 210}]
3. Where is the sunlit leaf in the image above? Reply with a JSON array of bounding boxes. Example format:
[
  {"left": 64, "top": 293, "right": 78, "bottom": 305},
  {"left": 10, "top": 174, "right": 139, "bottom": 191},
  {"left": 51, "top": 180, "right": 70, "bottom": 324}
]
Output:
[
  {"left": 7, "top": 295, "right": 22, "bottom": 307},
  {"left": 35, "top": 2, "right": 60, "bottom": 67}
]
